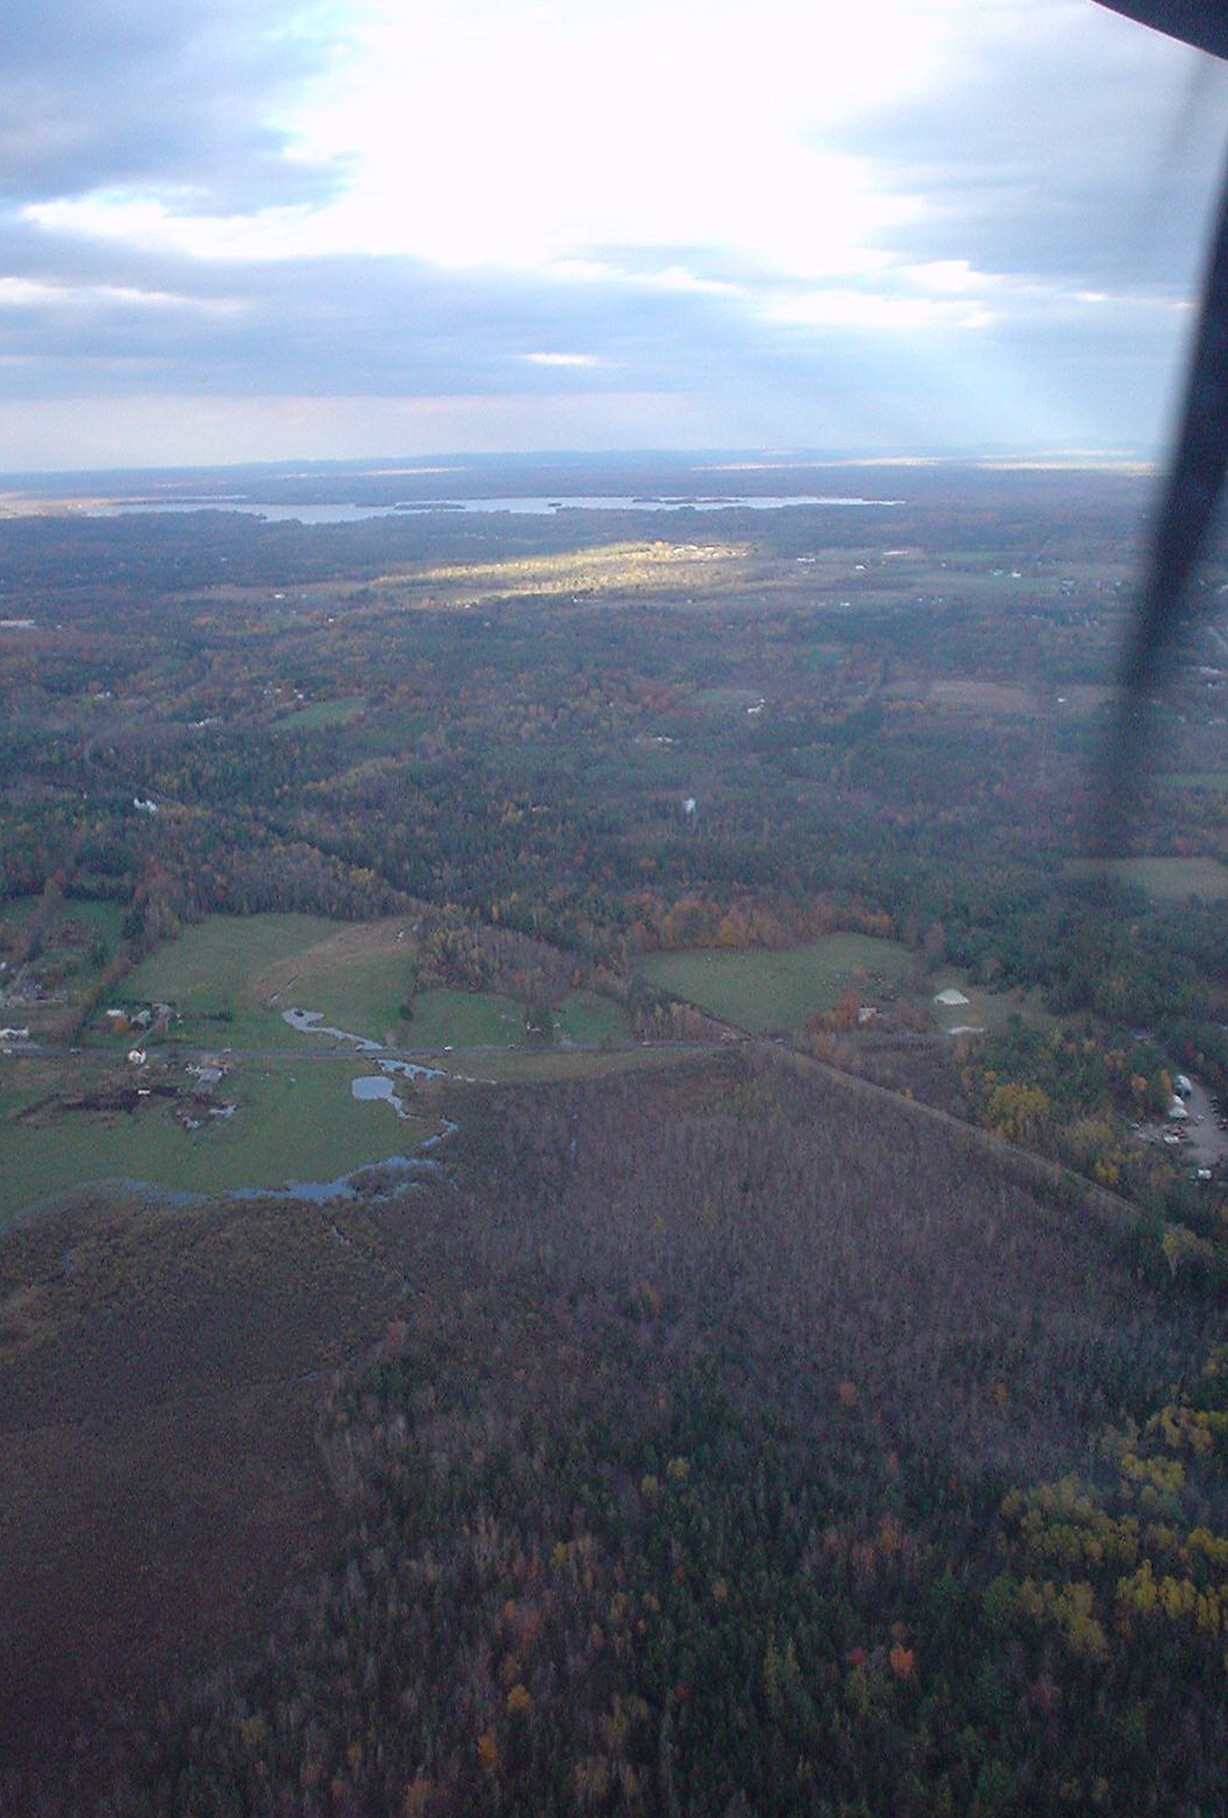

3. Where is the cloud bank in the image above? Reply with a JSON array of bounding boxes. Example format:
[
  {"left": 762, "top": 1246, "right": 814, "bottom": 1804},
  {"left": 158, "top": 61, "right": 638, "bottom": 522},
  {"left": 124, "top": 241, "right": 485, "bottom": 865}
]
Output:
[{"left": 1, "top": 0, "right": 1226, "bottom": 467}]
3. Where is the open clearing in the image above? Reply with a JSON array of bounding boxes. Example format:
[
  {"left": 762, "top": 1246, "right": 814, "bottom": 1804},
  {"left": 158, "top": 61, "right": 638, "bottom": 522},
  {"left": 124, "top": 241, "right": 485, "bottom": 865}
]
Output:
[
  {"left": 123, "top": 913, "right": 425, "bottom": 1048},
  {"left": 122, "top": 912, "right": 341, "bottom": 1047},
  {"left": 929, "top": 679, "right": 1034, "bottom": 713},
  {"left": 1066, "top": 855, "right": 1228, "bottom": 901},
  {"left": 457, "top": 1043, "right": 704, "bottom": 1085},
  {"left": 0, "top": 896, "right": 123, "bottom": 940},
  {"left": 0, "top": 896, "right": 125, "bottom": 1038},
  {"left": 405, "top": 987, "right": 524, "bottom": 1048},
  {"left": 271, "top": 696, "right": 365, "bottom": 732},
  {"left": 1158, "top": 770, "right": 1228, "bottom": 792},
  {"left": 0, "top": 1055, "right": 434, "bottom": 1228},
  {"left": 402, "top": 540, "right": 751, "bottom": 607},
  {"left": 127, "top": 913, "right": 341, "bottom": 1001},
  {"left": 639, "top": 934, "right": 914, "bottom": 1032},
  {"left": 927, "top": 975, "right": 1051, "bottom": 1035},
  {"left": 4, "top": 915, "right": 641, "bottom": 1223},
  {"left": 271, "top": 945, "right": 418, "bottom": 1046},
  {"left": 554, "top": 989, "right": 628, "bottom": 1044}
]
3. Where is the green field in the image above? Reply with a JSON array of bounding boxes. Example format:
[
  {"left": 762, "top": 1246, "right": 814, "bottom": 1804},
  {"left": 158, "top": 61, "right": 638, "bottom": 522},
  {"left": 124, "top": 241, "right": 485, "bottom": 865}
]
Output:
[
  {"left": 117, "top": 914, "right": 341, "bottom": 1047},
  {"left": 404, "top": 987, "right": 628, "bottom": 1052},
  {"left": 0, "top": 1055, "right": 433, "bottom": 1228},
  {"left": 282, "top": 950, "right": 418, "bottom": 1044},
  {"left": 127, "top": 914, "right": 338, "bottom": 1006},
  {"left": 0, "top": 897, "right": 127, "bottom": 1038},
  {"left": 2, "top": 914, "right": 644, "bottom": 1223},
  {"left": 928, "top": 975, "right": 1051, "bottom": 1035},
  {"left": 1066, "top": 856, "right": 1228, "bottom": 901},
  {"left": 639, "top": 934, "right": 914, "bottom": 1033},
  {"left": 271, "top": 696, "right": 365, "bottom": 732},
  {"left": 283, "top": 978, "right": 629, "bottom": 1053},
  {"left": 404, "top": 988, "right": 524, "bottom": 1048},
  {"left": 1158, "top": 772, "right": 1228, "bottom": 792},
  {"left": 554, "top": 990, "right": 629, "bottom": 1045},
  {"left": 0, "top": 896, "right": 125, "bottom": 939},
  {"left": 120, "top": 918, "right": 536, "bottom": 1053},
  {"left": 689, "top": 685, "right": 769, "bottom": 711}
]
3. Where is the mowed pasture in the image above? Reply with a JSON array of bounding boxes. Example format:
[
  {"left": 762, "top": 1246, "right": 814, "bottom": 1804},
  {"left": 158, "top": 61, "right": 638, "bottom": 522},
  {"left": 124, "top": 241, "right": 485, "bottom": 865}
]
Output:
[
  {"left": 3, "top": 915, "right": 641, "bottom": 1223},
  {"left": 406, "top": 987, "right": 525, "bottom": 1049},
  {"left": 1066, "top": 855, "right": 1228, "bottom": 902},
  {"left": 1159, "top": 771, "right": 1228, "bottom": 792},
  {"left": 121, "top": 912, "right": 341, "bottom": 1047},
  {"left": 124, "top": 914, "right": 634, "bottom": 1055},
  {"left": 929, "top": 678, "right": 1034, "bottom": 714},
  {"left": 927, "top": 975, "right": 1051, "bottom": 1035},
  {"left": 121, "top": 912, "right": 439, "bottom": 1049},
  {"left": 0, "top": 1053, "right": 435, "bottom": 1228},
  {"left": 271, "top": 695, "right": 365, "bottom": 732},
  {"left": 640, "top": 933, "right": 914, "bottom": 1032},
  {"left": 554, "top": 989, "right": 628, "bottom": 1045},
  {"left": 0, "top": 896, "right": 125, "bottom": 1039}
]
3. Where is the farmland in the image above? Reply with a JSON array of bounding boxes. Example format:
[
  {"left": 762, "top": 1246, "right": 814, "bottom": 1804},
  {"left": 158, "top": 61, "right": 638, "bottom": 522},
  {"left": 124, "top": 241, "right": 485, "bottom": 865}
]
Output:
[
  {"left": 0, "top": 910, "right": 642, "bottom": 1224},
  {"left": 639, "top": 933, "right": 915, "bottom": 1032},
  {"left": 0, "top": 1051, "right": 437, "bottom": 1225},
  {"left": 2, "top": 459, "right": 1228, "bottom": 1812},
  {"left": 1065, "top": 854, "right": 1228, "bottom": 901}
]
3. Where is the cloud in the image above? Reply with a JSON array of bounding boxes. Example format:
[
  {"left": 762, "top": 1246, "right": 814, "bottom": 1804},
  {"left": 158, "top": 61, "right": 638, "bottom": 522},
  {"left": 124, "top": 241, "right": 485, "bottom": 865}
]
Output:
[
  {"left": 836, "top": 0, "right": 1228, "bottom": 293},
  {"left": 0, "top": 0, "right": 1225, "bottom": 465},
  {"left": 0, "top": 233, "right": 786, "bottom": 403},
  {"left": 0, "top": 0, "right": 345, "bottom": 210}
]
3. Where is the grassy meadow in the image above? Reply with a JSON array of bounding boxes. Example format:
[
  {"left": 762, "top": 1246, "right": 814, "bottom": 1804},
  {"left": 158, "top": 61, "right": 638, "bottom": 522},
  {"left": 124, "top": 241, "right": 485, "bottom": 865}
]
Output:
[
  {"left": 1065, "top": 855, "right": 1228, "bottom": 901},
  {"left": 0, "top": 896, "right": 126, "bottom": 1039},
  {"left": 639, "top": 933, "right": 915, "bottom": 1032},
  {"left": 122, "top": 915, "right": 634, "bottom": 1053},
  {"left": 0, "top": 1053, "right": 434, "bottom": 1227},
  {"left": 3, "top": 913, "right": 641, "bottom": 1224},
  {"left": 120, "top": 913, "right": 340, "bottom": 1047},
  {"left": 271, "top": 696, "right": 365, "bottom": 732}
]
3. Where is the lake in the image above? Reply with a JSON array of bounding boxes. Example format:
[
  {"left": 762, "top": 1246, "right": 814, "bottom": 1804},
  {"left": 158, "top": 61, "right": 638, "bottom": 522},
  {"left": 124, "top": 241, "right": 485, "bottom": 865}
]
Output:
[{"left": 85, "top": 493, "right": 903, "bottom": 523}]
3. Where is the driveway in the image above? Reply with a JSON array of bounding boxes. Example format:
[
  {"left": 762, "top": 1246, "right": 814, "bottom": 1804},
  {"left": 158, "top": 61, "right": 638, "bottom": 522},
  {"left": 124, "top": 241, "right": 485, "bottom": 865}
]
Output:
[{"left": 1177, "top": 1079, "right": 1228, "bottom": 1169}]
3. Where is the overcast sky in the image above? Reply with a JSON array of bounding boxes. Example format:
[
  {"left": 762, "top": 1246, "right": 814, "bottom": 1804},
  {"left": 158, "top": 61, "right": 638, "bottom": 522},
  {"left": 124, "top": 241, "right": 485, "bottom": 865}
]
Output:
[{"left": 2, "top": 0, "right": 1227, "bottom": 471}]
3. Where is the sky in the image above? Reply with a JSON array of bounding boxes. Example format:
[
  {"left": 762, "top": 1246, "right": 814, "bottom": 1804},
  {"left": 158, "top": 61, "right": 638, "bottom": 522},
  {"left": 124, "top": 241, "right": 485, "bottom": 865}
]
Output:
[{"left": 2, "top": 0, "right": 1228, "bottom": 472}]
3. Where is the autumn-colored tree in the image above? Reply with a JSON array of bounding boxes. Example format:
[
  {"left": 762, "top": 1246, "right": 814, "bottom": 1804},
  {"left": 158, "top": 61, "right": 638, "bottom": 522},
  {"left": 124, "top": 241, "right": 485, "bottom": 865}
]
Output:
[{"left": 984, "top": 1081, "right": 1051, "bottom": 1145}]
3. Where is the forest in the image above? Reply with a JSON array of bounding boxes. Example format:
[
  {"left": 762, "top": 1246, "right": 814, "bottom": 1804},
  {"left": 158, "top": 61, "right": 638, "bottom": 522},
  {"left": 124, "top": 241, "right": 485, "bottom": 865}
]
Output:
[{"left": 0, "top": 456, "right": 1226, "bottom": 1815}]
